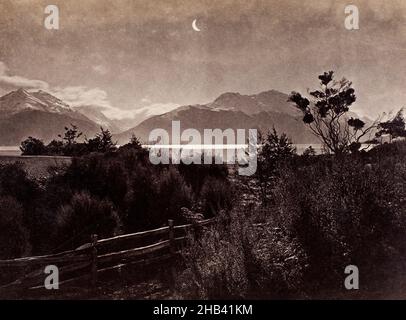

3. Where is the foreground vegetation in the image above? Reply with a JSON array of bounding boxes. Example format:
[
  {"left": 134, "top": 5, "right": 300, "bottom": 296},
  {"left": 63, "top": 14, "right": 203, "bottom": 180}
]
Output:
[
  {"left": 175, "top": 140, "right": 406, "bottom": 299},
  {"left": 2, "top": 71, "right": 406, "bottom": 298},
  {"left": 0, "top": 141, "right": 232, "bottom": 258}
]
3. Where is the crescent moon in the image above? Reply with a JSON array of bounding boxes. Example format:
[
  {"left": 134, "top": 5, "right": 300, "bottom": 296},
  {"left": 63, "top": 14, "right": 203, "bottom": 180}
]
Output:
[{"left": 192, "top": 19, "right": 201, "bottom": 32}]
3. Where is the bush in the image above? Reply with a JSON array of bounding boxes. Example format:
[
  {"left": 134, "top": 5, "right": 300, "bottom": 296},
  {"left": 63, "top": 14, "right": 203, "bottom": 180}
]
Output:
[
  {"left": 178, "top": 145, "right": 406, "bottom": 298},
  {"left": 45, "top": 139, "right": 64, "bottom": 155},
  {"left": 200, "top": 176, "right": 234, "bottom": 217},
  {"left": 177, "top": 212, "right": 250, "bottom": 299},
  {"left": 55, "top": 191, "right": 121, "bottom": 248},
  {"left": 256, "top": 129, "right": 296, "bottom": 202},
  {"left": 124, "top": 167, "right": 193, "bottom": 231},
  {"left": 177, "top": 210, "right": 306, "bottom": 299},
  {"left": 178, "top": 161, "right": 229, "bottom": 194},
  {"left": 20, "top": 137, "right": 46, "bottom": 155},
  {"left": 0, "top": 162, "right": 40, "bottom": 210},
  {"left": 1, "top": 138, "right": 237, "bottom": 255},
  {"left": 0, "top": 196, "right": 30, "bottom": 259},
  {"left": 155, "top": 167, "right": 194, "bottom": 222},
  {"left": 272, "top": 154, "right": 406, "bottom": 292}
]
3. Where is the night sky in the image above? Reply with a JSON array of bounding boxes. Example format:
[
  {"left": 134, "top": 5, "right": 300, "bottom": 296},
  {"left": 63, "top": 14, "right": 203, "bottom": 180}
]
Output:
[{"left": 0, "top": 0, "right": 405, "bottom": 120}]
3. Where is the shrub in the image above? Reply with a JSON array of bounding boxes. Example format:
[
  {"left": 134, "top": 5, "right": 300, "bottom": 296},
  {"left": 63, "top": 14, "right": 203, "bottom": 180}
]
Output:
[
  {"left": 177, "top": 212, "right": 250, "bottom": 299},
  {"left": 155, "top": 167, "right": 194, "bottom": 221},
  {"left": 20, "top": 136, "right": 46, "bottom": 155},
  {"left": 200, "top": 176, "right": 234, "bottom": 217},
  {"left": 0, "top": 162, "right": 40, "bottom": 210},
  {"left": 45, "top": 139, "right": 64, "bottom": 155},
  {"left": 256, "top": 129, "right": 296, "bottom": 202},
  {"left": 178, "top": 161, "right": 229, "bottom": 194},
  {"left": 272, "top": 154, "right": 406, "bottom": 292},
  {"left": 55, "top": 191, "right": 121, "bottom": 249},
  {"left": 63, "top": 154, "right": 127, "bottom": 205},
  {"left": 125, "top": 167, "right": 193, "bottom": 231},
  {"left": 124, "top": 164, "right": 160, "bottom": 231},
  {"left": 0, "top": 196, "right": 30, "bottom": 259},
  {"left": 177, "top": 210, "right": 306, "bottom": 299}
]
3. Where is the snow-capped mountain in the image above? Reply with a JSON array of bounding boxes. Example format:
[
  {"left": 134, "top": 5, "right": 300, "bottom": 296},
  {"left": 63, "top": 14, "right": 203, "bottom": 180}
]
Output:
[
  {"left": 0, "top": 88, "right": 74, "bottom": 116},
  {"left": 115, "top": 90, "right": 317, "bottom": 145},
  {"left": 0, "top": 89, "right": 100, "bottom": 145}
]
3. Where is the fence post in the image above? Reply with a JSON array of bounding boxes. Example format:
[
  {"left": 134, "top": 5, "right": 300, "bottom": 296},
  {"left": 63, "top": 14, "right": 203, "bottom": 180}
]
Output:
[
  {"left": 168, "top": 219, "right": 176, "bottom": 288},
  {"left": 90, "top": 234, "right": 98, "bottom": 288}
]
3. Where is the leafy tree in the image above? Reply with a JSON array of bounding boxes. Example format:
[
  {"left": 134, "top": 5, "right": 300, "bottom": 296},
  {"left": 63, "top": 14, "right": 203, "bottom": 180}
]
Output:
[
  {"left": 20, "top": 137, "right": 46, "bottom": 155},
  {"left": 289, "top": 71, "right": 376, "bottom": 154},
  {"left": 54, "top": 124, "right": 85, "bottom": 156},
  {"left": 376, "top": 108, "right": 406, "bottom": 142},
  {"left": 58, "top": 124, "right": 82, "bottom": 146},
  {"left": 129, "top": 134, "right": 142, "bottom": 149},
  {"left": 86, "top": 127, "right": 117, "bottom": 153},
  {"left": 45, "top": 139, "right": 64, "bottom": 155},
  {"left": 118, "top": 134, "right": 144, "bottom": 152}
]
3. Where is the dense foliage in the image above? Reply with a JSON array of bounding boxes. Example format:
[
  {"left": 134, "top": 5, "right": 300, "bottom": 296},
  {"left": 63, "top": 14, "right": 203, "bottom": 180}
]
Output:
[
  {"left": 0, "top": 142, "right": 232, "bottom": 257},
  {"left": 178, "top": 139, "right": 406, "bottom": 299},
  {"left": 20, "top": 125, "right": 117, "bottom": 156}
]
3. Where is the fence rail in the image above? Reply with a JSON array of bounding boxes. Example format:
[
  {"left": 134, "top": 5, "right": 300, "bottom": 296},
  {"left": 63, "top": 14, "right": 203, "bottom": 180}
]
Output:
[{"left": 0, "top": 218, "right": 216, "bottom": 293}]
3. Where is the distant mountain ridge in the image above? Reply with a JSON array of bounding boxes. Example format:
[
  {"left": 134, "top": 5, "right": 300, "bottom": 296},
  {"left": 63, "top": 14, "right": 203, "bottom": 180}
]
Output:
[
  {"left": 208, "top": 90, "right": 302, "bottom": 116},
  {"left": 115, "top": 90, "right": 318, "bottom": 145},
  {"left": 0, "top": 89, "right": 73, "bottom": 117},
  {"left": 0, "top": 89, "right": 100, "bottom": 145},
  {"left": 74, "top": 105, "right": 120, "bottom": 133},
  {"left": 0, "top": 88, "right": 371, "bottom": 147}
]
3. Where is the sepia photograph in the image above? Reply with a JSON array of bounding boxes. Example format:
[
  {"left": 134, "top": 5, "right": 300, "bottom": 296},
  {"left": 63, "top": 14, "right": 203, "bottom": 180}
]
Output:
[{"left": 0, "top": 0, "right": 405, "bottom": 307}]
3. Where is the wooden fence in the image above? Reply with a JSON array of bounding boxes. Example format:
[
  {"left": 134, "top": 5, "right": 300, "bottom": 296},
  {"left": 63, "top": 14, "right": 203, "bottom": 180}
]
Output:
[{"left": 0, "top": 218, "right": 215, "bottom": 293}]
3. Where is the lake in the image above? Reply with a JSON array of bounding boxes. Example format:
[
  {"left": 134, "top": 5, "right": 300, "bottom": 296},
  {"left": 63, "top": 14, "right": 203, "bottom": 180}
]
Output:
[
  {"left": 0, "top": 146, "right": 21, "bottom": 156},
  {"left": 0, "top": 144, "right": 373, "bottom": 158}
]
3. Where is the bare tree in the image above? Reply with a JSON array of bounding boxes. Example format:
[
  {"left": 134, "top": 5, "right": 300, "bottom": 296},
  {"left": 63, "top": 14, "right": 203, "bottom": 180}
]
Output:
[{"left": 289, "top": 71, "right": 377, "bottom": 154}]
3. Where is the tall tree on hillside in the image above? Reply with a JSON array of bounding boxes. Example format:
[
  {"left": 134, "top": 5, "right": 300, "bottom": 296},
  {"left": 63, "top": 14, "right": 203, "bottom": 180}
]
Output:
[{"left": 288, "top": 71, "right": 377, "bottom": 154}]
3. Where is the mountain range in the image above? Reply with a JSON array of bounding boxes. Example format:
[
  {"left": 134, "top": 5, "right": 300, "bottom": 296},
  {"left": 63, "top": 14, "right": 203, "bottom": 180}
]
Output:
[
  {"left": 0, "top": 88, "right": 360, "bottom": 147},
  {"left": 115, "top": 90, "right": 318, "bottom": 145}
]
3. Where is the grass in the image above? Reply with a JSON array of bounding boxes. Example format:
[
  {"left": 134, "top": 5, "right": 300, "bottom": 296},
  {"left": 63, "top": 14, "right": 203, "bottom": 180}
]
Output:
[{"left": 0, "top": 155, "right": 71, "bottom": 179}]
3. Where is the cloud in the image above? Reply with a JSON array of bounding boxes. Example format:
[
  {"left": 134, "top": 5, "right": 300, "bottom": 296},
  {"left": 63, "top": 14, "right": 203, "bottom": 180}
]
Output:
[
  {"left": 50, "top": 86, "right": 179, "bottom": 120},
  {"left": 130, "top": 103, "right": 179, "bottom": 119},
  {"left": 0, "top": 61, "right": 115, "bottom": 113},
  {"left": 50, "top": 86, "right": 126, "bottom": 119},
  {"left": 0, "top": 61, "right": 49, "bottom": 90},
  {"left": 92, "top": 65, "right": 108, "bottom": 75},
  {"left": 50, "top": 86, "right": 112, "bottom": 109},
  {"left": 0, "top": 61, "right": 178, "bottom": 120}
]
